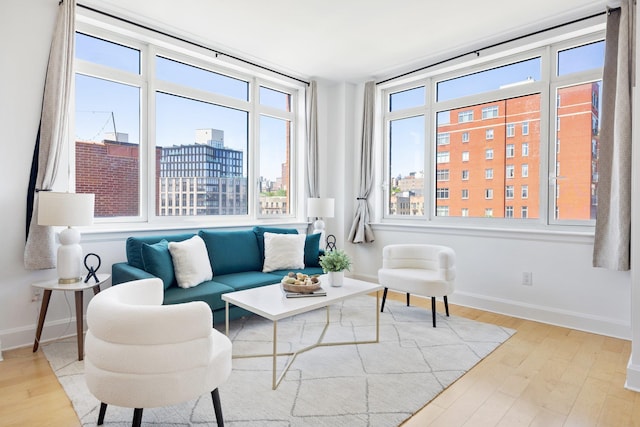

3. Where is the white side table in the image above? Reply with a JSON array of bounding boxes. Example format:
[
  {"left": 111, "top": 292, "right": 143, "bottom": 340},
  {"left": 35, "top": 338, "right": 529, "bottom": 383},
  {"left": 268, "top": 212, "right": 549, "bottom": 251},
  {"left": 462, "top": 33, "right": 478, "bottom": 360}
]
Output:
[{"left": 32, "top": 273, "right": 111, "bottom": 361}]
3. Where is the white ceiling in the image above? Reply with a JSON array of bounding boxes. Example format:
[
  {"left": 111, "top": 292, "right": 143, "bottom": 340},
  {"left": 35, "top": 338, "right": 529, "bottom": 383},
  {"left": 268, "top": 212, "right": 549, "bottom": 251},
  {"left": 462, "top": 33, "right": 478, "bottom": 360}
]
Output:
[{"left": 89, "top": 0, "right": 609, "bottom": 82}]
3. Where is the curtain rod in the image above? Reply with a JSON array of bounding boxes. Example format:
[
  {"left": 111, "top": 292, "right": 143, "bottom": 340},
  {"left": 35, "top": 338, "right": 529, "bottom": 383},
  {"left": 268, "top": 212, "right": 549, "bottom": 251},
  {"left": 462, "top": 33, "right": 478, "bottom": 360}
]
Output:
[
  {"left": 377, "top": 9, "right": 611, "bottom": 86},
  {"left": 77, "top": 3, "right": 310, "bottom": 86}
]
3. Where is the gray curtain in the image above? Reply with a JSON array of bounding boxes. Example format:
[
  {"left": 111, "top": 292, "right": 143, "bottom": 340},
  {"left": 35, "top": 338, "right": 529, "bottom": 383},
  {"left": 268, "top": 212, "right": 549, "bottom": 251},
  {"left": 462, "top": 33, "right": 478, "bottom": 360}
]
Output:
[
  {"left": 24, "top": 0, "right": 76, "bottom": 270},
  {"left": 593, "top": 1, "right": 635, "bottom": 270},
  {"left": 348, "top": 81, "right": 376, "bottom": 243},
  {"left": 306, "top": 80, "right": 319, "bottom": 198}
]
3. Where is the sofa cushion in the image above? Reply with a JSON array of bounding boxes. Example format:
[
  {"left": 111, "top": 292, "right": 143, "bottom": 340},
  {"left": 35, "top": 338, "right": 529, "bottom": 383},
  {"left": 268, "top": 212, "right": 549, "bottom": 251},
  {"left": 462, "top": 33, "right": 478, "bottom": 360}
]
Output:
[
  {"left": 304, "top": 233, "right": 322, "bottom": 267},
  {"left": 211, "top": 271, "right": 282, "bottom": 292},
  {"left": 126, "top": 233, "right": 195, "bottom": 270},
  {"left": 141, "top": 240, "right": 175, "bottom": 290},
  {"left": 199, "top": 229, "right": 262, "bottom": 276},
  {"left": 163, "top": 280, "right": 233, "bottom": 312},
  {"left": 263, "top": 232, "right": 306, "bottom": 272},
  {"left": 253, "top": 226, "right": 298, "bottom": 261},
  {"left": 168, "top": 235, "right": 213, "bottom": 288}
]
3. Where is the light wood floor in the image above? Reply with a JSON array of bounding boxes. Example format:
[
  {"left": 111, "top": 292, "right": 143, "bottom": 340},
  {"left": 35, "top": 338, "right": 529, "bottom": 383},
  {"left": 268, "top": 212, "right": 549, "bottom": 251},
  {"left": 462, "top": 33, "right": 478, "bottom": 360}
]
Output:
[{"left": 0, "top": 291, "right": 638, "bottom": 427}]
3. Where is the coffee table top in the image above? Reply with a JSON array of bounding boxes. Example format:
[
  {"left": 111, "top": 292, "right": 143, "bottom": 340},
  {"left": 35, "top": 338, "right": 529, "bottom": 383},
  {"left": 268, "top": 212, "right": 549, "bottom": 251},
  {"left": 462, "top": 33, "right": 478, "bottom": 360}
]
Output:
[{"left": 222, "top": 275, "right": 382, "bottom": 321}]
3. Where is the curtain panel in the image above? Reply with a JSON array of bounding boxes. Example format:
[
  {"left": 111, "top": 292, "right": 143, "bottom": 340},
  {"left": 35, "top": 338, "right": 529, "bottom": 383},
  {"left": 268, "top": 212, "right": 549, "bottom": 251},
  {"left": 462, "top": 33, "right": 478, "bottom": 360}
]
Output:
[
  {"left": 24, "top": 0, "right": 76, "bottom": 270},
  {"left": 348, "top": 81, "right": 376, "bottom": 244},
  {"left": 593, "top": 1, "right": 635, "bottom": 271}
]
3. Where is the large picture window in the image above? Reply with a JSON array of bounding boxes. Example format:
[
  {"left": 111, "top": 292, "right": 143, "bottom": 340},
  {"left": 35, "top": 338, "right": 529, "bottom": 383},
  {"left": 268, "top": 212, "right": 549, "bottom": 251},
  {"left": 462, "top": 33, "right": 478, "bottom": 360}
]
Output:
[
  {"left": 381, "top": 22, "right": 604, "bottom": 227},
  {"left": 74, "top": 14, "right": 302, "bottom": 223}
]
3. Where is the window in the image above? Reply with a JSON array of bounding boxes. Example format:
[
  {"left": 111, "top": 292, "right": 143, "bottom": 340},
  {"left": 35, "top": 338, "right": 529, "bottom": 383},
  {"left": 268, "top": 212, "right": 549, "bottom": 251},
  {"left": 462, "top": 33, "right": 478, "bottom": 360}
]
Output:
[
  {"left": 485, "top": 149, "right": 494, "bottom": 160},
  {"left": 437, "top": 151, "right": 450, "bottom": 163},
  {"left": 437, "top": 132, "right": 450, "bottom": 145},
  {"left": 505, "top": 206, "right": 514, "bottom": 218},
  {"left": 458, "top": 110, "right": 473, "bottom": 123},
  {"left": 522, "top": 206, "right": 528, "bottom": 218},
  {"left": 506, "top": 165, "right": 515, "bottom": 178},
  {"left": 381, "top": 23, "right": 603, "bottom": 225},
  {"left": 461, "top": 208, "right": 469, "bottom": 217},
  {"left": 485, "top": 208, "right": 494, "bottom": 217},
  {"left": 436, "top": 206, "right": 450, "bottom": 216},
  {"left": 436, "top": 188, "right": 450, "bottom": 199},
  {"left": 74, "top": 20, "right": 302, "bottom": 222},
  {"left": 506, "top": 185, "right": 514, "bottom": 199},
  {"left": 389, "top": 115, "right": 424, "bottom": 216},
  {"left": 461, "top": 189, "right": 469, "bottom": 199},
  {"left": 482, "top": 106, "right": 499, "bottom": 119},
  {"left": 436, "top": 169, "right": 450, "bottom": 181}
]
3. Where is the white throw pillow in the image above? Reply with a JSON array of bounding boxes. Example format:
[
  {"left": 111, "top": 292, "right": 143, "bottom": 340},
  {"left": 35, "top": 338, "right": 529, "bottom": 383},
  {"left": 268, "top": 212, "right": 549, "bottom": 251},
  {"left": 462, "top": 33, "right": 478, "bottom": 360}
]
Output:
[
  {"left": 168, "top": 236, "right": 213, "bottom": 288},
  {"left": 262, "top": 232, "right": 306, "bottom": 273}
]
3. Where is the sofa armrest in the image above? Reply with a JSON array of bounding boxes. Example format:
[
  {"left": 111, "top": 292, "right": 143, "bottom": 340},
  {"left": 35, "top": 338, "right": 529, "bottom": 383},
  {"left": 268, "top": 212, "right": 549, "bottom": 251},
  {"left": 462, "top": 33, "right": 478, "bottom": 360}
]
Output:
[{"left": 112, "top": 262, "right": 155, "bottom": 285}]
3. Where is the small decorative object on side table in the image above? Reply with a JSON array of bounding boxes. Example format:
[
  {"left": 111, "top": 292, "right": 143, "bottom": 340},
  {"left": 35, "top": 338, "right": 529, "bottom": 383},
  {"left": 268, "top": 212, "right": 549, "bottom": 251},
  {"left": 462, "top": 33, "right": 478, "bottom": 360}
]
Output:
[{"left": 32, "top": 273, "right": 110, "bottom": 361}]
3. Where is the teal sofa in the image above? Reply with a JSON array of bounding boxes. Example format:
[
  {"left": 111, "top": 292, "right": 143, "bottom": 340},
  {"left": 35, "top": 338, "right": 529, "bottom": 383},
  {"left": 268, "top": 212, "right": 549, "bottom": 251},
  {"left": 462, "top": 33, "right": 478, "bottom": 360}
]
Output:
[{"left": 111, "top": 226, "right": 324, "bottom": 325}]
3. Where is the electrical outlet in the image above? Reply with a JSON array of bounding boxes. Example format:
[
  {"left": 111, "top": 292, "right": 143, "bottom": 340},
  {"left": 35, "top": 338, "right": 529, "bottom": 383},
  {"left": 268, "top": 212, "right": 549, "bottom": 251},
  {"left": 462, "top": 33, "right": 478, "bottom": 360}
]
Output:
[
  {"left": 522, "top": 272, "right": 533, "bottom": 286},
  {"left": 31, "top": 286, "right": 43, "bottom": 302}
]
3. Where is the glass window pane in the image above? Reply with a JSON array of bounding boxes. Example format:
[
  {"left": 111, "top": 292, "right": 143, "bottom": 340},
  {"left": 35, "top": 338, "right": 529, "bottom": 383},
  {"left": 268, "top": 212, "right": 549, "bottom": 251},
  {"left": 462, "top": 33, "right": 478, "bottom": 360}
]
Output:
[
  {"left": 155, "top": 92, "right": 248, "bottom": 216},
  {"left": 76, "top": 33, "right": 140, "bottom": 74},
  {"left": 557, "top": 41, "right": 605, "bottom": 76},
  {"left": 389, "top": 86, "right": 425, "bottom": 112},
  {"left": 259, "top": 86, "right": 291, "bottom": 112},
  {"left": 437, "top": 58, "right": 541, "bottom": 102},
  {"left": 156, "top": 56, "right": 249, "bottom": 101},
  {"left": 554, "top": 81, "right": 601, "bottom": 220},
  {"left": 436, "top": 94, "right": 541, "bottom": 218},
  {"left": 259, "top": 116, "right": 291, "bottom": 215},
  {"left": 75, "top": 75, "right": 140, "bottom": 217},
  {"left": 389, "top": 116, "right": 424, "bottom": 216}
]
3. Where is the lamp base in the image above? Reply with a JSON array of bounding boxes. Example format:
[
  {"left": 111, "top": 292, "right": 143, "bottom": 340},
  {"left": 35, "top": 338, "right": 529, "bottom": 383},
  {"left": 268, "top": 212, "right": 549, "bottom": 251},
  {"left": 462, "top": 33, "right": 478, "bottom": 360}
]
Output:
[{"left": 58, "top": 277, "right": 82, "bottom": 285}]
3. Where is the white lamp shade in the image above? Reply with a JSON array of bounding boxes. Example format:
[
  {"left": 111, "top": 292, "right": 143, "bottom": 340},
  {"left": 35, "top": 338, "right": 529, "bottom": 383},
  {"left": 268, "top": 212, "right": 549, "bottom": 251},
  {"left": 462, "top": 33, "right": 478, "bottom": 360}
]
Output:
[
  {"left": 307, "top": 198, "right": 335, "bottom": 218},
  {"left": 38, "top": 192, "right": 95, "bottom": 227}
]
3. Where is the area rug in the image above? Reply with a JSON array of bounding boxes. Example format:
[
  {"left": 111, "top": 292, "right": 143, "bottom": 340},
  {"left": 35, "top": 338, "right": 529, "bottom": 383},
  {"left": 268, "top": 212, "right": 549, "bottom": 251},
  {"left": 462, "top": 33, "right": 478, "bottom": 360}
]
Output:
[{"left": 43, "top": 295, "right": 515, "bottom": 426}]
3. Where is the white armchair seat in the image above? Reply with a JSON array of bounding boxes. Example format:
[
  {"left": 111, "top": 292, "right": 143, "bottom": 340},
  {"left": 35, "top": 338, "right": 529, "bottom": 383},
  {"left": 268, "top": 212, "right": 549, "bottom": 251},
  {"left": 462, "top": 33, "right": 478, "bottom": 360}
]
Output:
[
  {"left": 85, "top": 278, "right": 232, "bottom": 426},
  {"left": 378, "top": 244, "right": 456, "bottom": 327}
]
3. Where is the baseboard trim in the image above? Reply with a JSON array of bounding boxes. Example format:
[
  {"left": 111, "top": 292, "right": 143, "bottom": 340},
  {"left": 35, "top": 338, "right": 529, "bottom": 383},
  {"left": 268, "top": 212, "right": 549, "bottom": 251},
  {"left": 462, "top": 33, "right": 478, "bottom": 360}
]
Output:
[
  {"left": 0, "top": 316, "right": 79, "bottom": 352},
  {"left": 626, "top": 357, "right": 640, "bottom": 391},
  {"left": 351, "top": 273, "right": 631, "bottom": 340}
]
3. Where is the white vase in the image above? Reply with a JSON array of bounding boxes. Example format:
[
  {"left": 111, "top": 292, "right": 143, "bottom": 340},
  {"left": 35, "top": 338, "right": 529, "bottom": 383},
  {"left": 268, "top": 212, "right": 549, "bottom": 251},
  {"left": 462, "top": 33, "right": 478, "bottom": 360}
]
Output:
[{"left": 328, "top": 271, "right": 344, "bottom": 287}]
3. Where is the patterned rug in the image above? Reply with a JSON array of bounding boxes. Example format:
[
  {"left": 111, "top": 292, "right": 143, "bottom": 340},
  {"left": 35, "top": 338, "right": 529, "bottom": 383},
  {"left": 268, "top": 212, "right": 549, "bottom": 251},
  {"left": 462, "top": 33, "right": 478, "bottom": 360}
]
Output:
[{"left": 43, "top": 295, "right": 515, "bottom": 426}]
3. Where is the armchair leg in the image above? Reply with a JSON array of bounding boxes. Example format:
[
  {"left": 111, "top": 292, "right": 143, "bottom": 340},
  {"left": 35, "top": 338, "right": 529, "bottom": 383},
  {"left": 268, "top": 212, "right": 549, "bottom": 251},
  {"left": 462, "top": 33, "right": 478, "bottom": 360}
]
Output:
[
  {"left": 212, "top": 388, "right": 224, "bottom": 426},
  {"left": 431, "top": 297, "right": 436, "bottom": 328},
  {"left": 381, "top": 288, "right": 389, "bottom": 312},
  {"left": 444, "top": 296, "right": 450, "bottom": 317},
  {"left": 406, "top": 293, "right": 410, "bottom": 307},
  {"left": 97, "top": 402, "right": 107, "bottom": 425},
  {"left": 132, "top": 408, "right": 143, "bottom": 427}
]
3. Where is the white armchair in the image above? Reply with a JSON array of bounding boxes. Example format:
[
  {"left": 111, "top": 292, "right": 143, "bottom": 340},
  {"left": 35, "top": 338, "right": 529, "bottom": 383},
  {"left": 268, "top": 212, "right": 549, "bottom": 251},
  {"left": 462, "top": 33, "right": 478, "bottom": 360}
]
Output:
[
  {"left": 85, "top": 278, "right": 232, "bottom": 426},
  {"left": 378, "top": 244, "right": 456, "bottom": 327}
]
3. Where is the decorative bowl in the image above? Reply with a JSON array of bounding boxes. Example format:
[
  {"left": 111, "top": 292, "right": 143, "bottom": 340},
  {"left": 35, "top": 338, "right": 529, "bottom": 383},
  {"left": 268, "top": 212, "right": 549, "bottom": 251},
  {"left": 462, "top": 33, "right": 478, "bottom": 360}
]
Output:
[{"left": 281, "top": 274, "right": 321, "bottom": 293}]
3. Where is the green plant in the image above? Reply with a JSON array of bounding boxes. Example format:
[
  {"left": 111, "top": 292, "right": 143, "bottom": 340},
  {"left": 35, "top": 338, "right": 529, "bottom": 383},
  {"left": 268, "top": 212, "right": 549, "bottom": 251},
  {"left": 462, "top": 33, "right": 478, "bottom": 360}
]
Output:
[{"left": 319, "top": 249, "right": 352, "bottom": 272}]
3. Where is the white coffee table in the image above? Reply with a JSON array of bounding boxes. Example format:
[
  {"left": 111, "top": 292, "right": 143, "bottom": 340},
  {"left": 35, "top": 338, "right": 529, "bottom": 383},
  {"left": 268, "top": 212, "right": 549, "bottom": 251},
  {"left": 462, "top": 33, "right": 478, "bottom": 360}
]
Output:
[{"left": 222, "top": 276, "right": 382, "bottom": 389}]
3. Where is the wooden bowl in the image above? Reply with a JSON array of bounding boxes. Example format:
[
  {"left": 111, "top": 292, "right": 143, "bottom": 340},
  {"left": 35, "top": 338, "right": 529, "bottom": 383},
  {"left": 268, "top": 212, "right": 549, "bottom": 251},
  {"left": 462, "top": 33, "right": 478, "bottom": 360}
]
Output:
[{"left": 281, "top": 278, "right": 321, "bottom": 294}]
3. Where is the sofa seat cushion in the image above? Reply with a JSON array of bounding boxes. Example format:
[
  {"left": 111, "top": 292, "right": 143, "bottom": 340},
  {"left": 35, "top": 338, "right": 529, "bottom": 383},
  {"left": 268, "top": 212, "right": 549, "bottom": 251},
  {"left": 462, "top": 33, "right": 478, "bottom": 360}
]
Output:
[
  {"left": 127, "top": 233, "right": 195, "bottom": 270},
  {"left": 199, "top": 230, "right": 262, "bottom": 276},
  {"left": 211, "top": 271, "right": 282, "bottom": 292},
  {"left": 163, "top": 280, "right": 233, "bottom": 312}
]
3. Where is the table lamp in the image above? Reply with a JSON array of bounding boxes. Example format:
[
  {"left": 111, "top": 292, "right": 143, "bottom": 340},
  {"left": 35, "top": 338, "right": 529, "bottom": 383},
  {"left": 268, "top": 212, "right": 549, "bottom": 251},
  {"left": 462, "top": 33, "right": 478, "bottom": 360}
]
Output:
[
  {"left": 307, "top": 197, "right": 334, "bottom": 249},
  {"left": 38, "top": 192, "right": 95, "bottom": 284}
]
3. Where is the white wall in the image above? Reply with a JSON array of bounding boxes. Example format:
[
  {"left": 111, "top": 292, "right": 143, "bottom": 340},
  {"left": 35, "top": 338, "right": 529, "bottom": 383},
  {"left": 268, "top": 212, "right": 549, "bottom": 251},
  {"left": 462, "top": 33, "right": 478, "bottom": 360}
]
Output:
[{"left": 0, "top": 1, "right": 634, "bottom": 363}]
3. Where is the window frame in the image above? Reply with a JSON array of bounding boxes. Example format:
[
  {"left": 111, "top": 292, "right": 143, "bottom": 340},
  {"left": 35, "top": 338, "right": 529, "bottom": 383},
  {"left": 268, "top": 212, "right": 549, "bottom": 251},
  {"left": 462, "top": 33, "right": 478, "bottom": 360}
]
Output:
[
  {"left": 74, "top": 10, "right": 307, "bottom": 228},
  {"left": 378, "top": 16, "right": 605, "bottom": 230}
]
